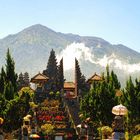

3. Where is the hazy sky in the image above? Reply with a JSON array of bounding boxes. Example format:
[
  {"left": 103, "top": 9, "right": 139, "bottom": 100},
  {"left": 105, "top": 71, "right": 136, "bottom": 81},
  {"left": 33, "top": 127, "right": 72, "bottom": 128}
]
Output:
[{"left": 0, "top": 0, "right": 140, "bottom": 52}]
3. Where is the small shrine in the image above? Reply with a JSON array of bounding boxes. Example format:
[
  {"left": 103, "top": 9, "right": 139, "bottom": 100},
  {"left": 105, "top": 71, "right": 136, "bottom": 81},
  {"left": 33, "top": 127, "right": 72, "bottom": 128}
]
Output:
[
  {"left": 87, "top": 72, "right": 102, "bottom": 84},
  {"left": 64, "top": 82, "right": 76, "bottom": 99},
  {"left": 31, "top": 72, "right": 49, "bottom": 102},
  {"left": 31, "top": 73, "right": 49, "bottom": 90},
  {"left": 87, "top": 73, "right": 102, "bottom": 89}
]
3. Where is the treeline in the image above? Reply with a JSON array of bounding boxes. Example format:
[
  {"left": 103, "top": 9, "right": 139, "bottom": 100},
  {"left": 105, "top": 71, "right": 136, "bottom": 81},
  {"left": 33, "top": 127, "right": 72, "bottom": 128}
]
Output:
[
  {"left": 80, "top": 65, "right": 140, "bottom": 135},
  {"left": 31, "top": 48, "right": 140, "bottom": 135},
  {"left": 17, "top": 72, "right": 30, "bottom": 90},
  {"left": 42, "top": 49, "right": 88, "bottom": 95},
  {"left": 0, "top": 49, "right": 32, "bottom": 132},
  {"left": 0, "top": 48, "right": 87, "bottom": 132},
  {"left": 43, "top": 49, "right": 64, "bottom": 92},
  {"left": 0, "top": 48, "right": 140, "bottom": 136},
  {"left": 0, "top": 49, "right": 18, "bottom": 100}
]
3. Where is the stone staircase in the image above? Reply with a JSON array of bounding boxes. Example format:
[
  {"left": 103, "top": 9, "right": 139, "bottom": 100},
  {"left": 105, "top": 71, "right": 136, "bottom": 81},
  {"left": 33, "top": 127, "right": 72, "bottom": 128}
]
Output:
[{"left": 64, "top": 98, "right": 81, "bottom": 128}]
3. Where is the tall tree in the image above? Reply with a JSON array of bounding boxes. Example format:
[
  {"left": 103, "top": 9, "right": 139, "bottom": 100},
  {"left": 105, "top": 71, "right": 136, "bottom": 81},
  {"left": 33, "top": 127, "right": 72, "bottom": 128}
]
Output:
[
  {"left": 98, "top": 81, "right": 117, "bottom": 125},
  {"left": 18, "top": 72, "right": 30, "bottom": 90},
  {"left": 106, "top": 64, "right": 110, "bottom": 83},
  {"left": 80, "top": 66, "right": 119, "bottom": 126},
  {"left": 23, "top": 72, "right": 30, "bottom": 87},
  {"left": 57, "top": 58, "right": 65, "bottom": 91},
  {"left": 17, "top": 73, "right": 24, "bottom": 90},
  {"left": 43, "top": 49, "right": 58, "bottom": 92},
  {"left": 123, "top": 76, "right": 140, "bottom": 128},
  {"left": 75, "top": 58, "right": 88, "bottom": 96},
  {"left": 134, "top": 78, "right": 140, "bottom": 123},
  {"left": 4, "top": 81, "right": 14, "bottom": 100},
  {"left": 5, "top": 49, "right": 18, "bottom": 93},
  {"left": 110, "top": 70, "right": 121, "bottom": 89},
  {"left": 0, "top": 67, "right": 6, "bottom": 93}
]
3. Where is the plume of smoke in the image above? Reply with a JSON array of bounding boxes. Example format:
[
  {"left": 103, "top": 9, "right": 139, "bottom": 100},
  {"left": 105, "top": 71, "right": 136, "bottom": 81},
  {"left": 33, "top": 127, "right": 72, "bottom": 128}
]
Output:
[
  {"left": 57, "top": 42, "right": 95, "bottom": 71},
  {"left": 97, "top": 53, "right": 140, "bottom": 73},
  {"left": 114, "top": 59, "right": 140, "bottom": 73},
  {"left": 57, "top": 42, "right": 140, "bottom": 74}
]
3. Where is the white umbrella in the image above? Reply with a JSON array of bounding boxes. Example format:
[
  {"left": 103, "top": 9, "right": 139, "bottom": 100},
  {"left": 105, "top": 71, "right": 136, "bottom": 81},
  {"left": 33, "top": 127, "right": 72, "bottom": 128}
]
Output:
[{"left": 112, "top": 104, "right": 128, "bottom": 115}]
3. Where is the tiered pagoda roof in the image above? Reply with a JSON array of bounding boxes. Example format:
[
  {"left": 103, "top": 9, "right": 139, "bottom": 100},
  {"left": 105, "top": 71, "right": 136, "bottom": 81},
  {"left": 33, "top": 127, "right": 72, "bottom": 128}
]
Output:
[
  {"left": 64, "top": 82, "right": 75, "bottom": 89},
  {"left": 87, "top": 72, "right": 102, "bottom": 84},
  {"left": 31, "top": 72, "right": 49, "bottom": 83}
]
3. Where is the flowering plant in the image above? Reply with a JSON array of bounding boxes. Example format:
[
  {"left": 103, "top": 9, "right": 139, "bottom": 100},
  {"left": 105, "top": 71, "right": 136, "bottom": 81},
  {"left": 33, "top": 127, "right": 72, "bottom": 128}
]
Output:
[
  {"left": 41, "top": 123, "right": 54, "bottom": 134},
  {"left": 55, "top": 115, "right": 64, "bottom": 121}
]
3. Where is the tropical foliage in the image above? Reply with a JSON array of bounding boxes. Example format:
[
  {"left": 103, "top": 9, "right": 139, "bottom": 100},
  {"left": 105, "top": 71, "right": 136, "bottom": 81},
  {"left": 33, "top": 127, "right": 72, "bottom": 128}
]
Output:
[
  {"left": 100, "top": 126, "right": 113, "bottom": 139},
  {"left": 80, "top": 66, "right": 119, "bottom": 126},
  {"left": 75, "top": 58, "right": 89, "bottom": 96},
  {"left": 0, "top": 49, "right": 140, "bottom": 139},
  {"left": 41, "top": 123, "right": 54, "bottom": 134},
  {"left": 80, "top": 64, "right": 140, "bottom": 138},
  {"left": 0, "top": 49, "right": 33, "bottom": 132},
  {"left": 122, "top": 77, "right": 140, "bottom": 135},
  {"left": 17, "top": 72, "right": 30, "bottom": 90},
  {"left": 43, "top": 49, "right": 64, "bottom": 92}
]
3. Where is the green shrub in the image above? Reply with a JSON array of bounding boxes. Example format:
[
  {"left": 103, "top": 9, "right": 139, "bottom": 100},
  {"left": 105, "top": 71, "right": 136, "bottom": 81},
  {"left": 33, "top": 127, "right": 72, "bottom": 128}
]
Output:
[
  {"left": 100, "top": 126, "right": 113, "bottom": 139},
  {"left": 133, "top": 134, "right": 140, "bottom": 140}
]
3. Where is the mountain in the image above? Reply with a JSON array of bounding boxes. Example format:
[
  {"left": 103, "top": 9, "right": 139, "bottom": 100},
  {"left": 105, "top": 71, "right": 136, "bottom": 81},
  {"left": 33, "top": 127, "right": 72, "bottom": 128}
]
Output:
[{"left": 0, "top": 24, "right": 140, "bottom": 86}]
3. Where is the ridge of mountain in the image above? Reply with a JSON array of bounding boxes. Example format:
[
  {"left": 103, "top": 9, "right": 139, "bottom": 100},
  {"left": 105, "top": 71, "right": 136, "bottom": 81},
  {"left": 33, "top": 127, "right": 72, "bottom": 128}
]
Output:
[{"left": 0, "top": 24, "right": 140, "bottom": 86}]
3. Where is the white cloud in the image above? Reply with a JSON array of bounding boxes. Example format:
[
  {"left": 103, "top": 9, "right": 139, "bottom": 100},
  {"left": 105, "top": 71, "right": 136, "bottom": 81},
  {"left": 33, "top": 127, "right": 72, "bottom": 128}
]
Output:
[
  {"left": 97, "top": 55, "right": 108, "bottom": 67},
  {"left": 57, "top": 42, "right": 95, "bottom": 70},
  {"left": 57, "top": 42, "right": 140, "bottom": 74},
  {"left": 114, "top": 59, "right": 140, "bottom": 73},
  {"left": 97, "top": 54, "right": 140, "bottom": 73},
  {"left": 97, "top": 53, "right": 116, "bottom": 67}
]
